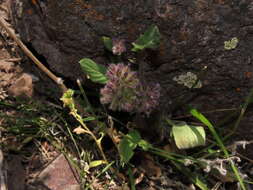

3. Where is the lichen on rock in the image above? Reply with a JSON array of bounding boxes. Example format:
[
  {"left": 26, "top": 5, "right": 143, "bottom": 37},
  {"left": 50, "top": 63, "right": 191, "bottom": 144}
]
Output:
[{"left": 173, "top": 72, "right": 202, "bottom": 89}]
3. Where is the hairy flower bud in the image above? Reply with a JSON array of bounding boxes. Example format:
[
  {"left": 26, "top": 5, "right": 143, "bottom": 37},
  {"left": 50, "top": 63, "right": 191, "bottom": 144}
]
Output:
[
  {"left": 139, "top": 83, "right": 161, "bottom": 116},
  {"left": 100, "top": 64, "right": 139, "bottom": 112},
  {"left": 100, "top": 63, "right": 160, "bottom": 116},
  {"left": 112, "top": 39, "right": 126, "bottom": 55}
]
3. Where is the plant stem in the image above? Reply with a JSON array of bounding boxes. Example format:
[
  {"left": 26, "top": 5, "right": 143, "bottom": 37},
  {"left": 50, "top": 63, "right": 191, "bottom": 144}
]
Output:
[{"left": 76, "top": 115, "right": 108, "bottom": 164}]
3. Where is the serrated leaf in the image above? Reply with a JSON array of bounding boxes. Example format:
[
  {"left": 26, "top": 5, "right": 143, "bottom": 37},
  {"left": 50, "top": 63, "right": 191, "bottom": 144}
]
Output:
[
  {"left": 131, "top": 25, "right": 161, "bottom": 52},
  {"left": 119, "top": 130, "right": 142, "bottom": 165},
  {"left": 102, "top": 36, "right": 113, "bottom": 51},
  {"left": 172, "top": 122, "right": 205, "bottom": 149},
  {"left": 79, "top": 58, "right": 108, "bottom": 84}
]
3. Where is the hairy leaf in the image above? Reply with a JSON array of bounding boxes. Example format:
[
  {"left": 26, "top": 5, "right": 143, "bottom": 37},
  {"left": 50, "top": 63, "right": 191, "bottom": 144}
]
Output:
[
  {"left": 102, "top": 36, "right": 113, "bottom": 51},
  {"left": 172, "top": 122, "right": 205, "bottom": 149},
  {"left": 132, "top": 25, "right": 161, "bottom": 52},
  {"left": 119, "top": 130, "right": 141, "bottom": 165},
  {"left": 79, "top": 58, "right": 108, "bottom": 84}
]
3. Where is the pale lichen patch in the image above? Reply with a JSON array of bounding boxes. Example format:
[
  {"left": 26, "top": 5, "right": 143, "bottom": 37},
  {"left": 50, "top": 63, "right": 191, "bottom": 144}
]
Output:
[
  {"left": 224, "top": 37, "right": 239, "bottom": 50},
  {"left": 173, "top": 72, "right": 202, "bottom": 89}
]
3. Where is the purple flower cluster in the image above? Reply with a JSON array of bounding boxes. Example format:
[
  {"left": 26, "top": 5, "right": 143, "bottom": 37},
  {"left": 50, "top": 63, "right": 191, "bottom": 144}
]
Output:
[
  {"left": 138, "top": 83, "right": 161, "bottom": 115},
  {"left": 100, "top": 63, "right": 160, "bottom": 116},
  {"left": 112, "top": 39, "right": 126, "bottom": 55}
]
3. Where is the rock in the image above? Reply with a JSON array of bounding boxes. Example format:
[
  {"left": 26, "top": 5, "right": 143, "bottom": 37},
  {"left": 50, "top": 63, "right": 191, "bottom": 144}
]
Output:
[
  {"left": 35, "top": 154, "right": 80, "bottom": 190},
  {"left": 0, "top": 149, "right": 7, "bottom": 190},
  {"left": 0, "top": 51, "right": 22, "bottom": 100},
  {"left": 8, "top": 73, "right": 33, "bottom": 98},
  {"left": 11, "top": 0, "right": 253, "bottom": 129},
  {"left": 7, "top": 155, "right": 26, "bottom": 190}
]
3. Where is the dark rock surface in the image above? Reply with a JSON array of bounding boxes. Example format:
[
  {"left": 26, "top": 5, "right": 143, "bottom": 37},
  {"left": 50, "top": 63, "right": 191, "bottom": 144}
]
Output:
[
  {"left": 7, "top": 155, "right": 25, "bottom": 190},
  {"left": 35, "top": 154, "right": 80, "bottom": 190},
  {"left": 11, "top": 0, "right": 253, "bottom": 139}
]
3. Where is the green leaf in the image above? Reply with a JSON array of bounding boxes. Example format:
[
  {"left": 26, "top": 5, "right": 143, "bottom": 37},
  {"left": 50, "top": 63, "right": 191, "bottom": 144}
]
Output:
[
  {"left": 89, "top": 160, "right": 107, "bottom": 168},
  {"left": 126, "top": 130, "right": 141, "bottom": 145},
  {"left": 138, "top": 139, "right": 152, "bottom": 151},
  {"left": 131, "top": 25, "right": 161, "bottom": 52},
  {"left": 82, "top": 116, "right": 96, "bottom": 122},
  {"left": 119, "top": 137, "right": 135, "bottom": 165},
  {"left": 189, "top": 108, "right": 247, "bottom": 190},
  {"left": 60, "top": 89, "right": 75, "bottom": 110},
  {"left": 118, "top": 130, "right": 141, "bottom": 165},
  {"left": 79, "top": 58, "right": 108, "bottom": 84},
  {"left": 128, "top": 168, "right": 136, "bottom": 190},
  {"left": 190, "top": 109, "right": 213, "bottom": 128},
  {"left": 102, "top": 36, "right": 113, "bottom": 51},
  {"left": 172, "top": 122, "right": 206, "bottom": 149}
]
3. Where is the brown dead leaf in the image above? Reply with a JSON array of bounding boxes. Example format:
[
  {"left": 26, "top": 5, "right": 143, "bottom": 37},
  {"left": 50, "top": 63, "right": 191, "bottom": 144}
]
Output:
[
  {"left": 135, "top": 172, "right": 145, "bottom": 185},
  {"left": 121, "top": 183, "right": 130, "bottom": 190},
  {"left": 163, "top": 144, "right": 173, "bottom": 152},
  {"left": 139, "top": 153, "right": 162, "bottom": 178},
  {"left": 163, "top": 141, "right": 185, "bottom": 155},
  {"left": 139, "top": 188, "right": 156, "bottom": 190},
  {"left": 0, "top": 60, "right": 14, "bottom": 72},
  {"left": 0, "top": 73, "right": 14, "bottom": 86},
  {"left": 107, "top": 127, "right": 121, "bottom": 145},
  {"left": 73, "top": 126, "right": 87, "bottom": 134},
  {"left": 211, "top": 168, "right": 235, "bottom": 183}
]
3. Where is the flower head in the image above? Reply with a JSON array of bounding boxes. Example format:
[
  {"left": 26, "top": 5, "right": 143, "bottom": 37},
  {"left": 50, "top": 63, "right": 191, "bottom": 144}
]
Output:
[
  {"left": 100, "top": 63, "right": 139, "bottom": 112},
  {"left": 112, "top": 39, "right": 126, "bottom": 55},
  {"left": 100, "top": 63, "right": 160, "bottom": 116},
  {"left": 138, "top": 83, "right": 161, "bottom": 116}
]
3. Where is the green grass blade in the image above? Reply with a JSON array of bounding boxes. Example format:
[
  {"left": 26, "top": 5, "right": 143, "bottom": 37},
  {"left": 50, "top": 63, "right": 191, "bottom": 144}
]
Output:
[
  {"left": 231, "top": 88, "right": 253, "bottom": 134},
  {"left": 190, "top": 108, "right": 246, "bottom": 190},
  {"left": 172, "top": 161, "right": 209, "bottom": 190},
  {"left": 148, "top": 147, "right": 208, "bottom": 189},
  {"left": 96, "top": 161, "right": 115, "bottom": 178},
  {"left": 195, "top": 88, "right": 253, "bottom": 157},
  {"left": 128, "top": 168, "right": 136, "bottom": 190},
  {"left": 66, "top": 127, "right": 81, "bottom": 159},
  {"left": 77, "top": 79, "right": 95, "bottom": 116}
]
